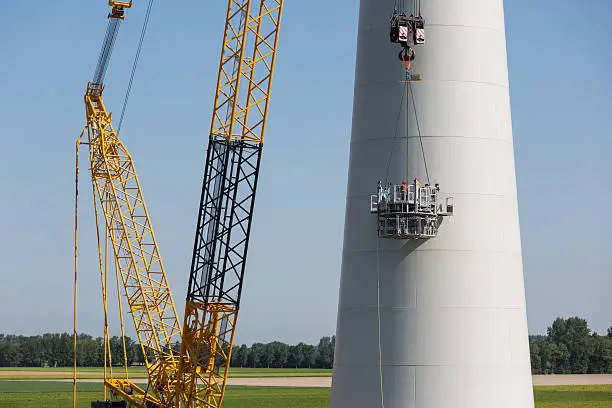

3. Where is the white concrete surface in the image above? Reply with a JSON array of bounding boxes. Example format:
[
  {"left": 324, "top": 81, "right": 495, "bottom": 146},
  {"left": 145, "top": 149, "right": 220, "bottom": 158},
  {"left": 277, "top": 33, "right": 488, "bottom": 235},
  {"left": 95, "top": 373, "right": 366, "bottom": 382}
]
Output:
[{"left": 330, "top": 0, "right": 534, "bottom": 407}]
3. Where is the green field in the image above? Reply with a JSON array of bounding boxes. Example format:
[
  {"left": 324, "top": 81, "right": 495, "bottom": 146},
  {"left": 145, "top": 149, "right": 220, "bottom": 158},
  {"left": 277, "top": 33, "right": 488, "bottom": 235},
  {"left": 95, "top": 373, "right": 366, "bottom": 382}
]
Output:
[
  {"left": 1, "top": 382, "right": 611, "bottom": 407},
  {"left": 0, "top": 382, "right": 328, "bottom": 408},
  {"left": 534, "top": 385, "right": 612, "bottom": 407},
  {"left": 0, "top": 367, "right": 333, "bottom": 380}
]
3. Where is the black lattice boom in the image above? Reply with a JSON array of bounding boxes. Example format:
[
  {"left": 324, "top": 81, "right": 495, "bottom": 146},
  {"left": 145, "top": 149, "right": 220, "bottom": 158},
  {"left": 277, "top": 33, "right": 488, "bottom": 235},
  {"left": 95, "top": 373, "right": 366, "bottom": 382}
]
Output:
[{"left": 187, "top": 139, "right": 262, "bottom": 309}]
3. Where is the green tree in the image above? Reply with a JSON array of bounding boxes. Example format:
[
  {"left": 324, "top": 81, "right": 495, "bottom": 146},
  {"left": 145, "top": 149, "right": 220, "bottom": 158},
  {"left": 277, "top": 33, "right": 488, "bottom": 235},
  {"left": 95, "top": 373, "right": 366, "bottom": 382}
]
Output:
[
  {"left": 316, "top": 337, "right": 334, "bottom": 369},
  {"left": 248, "top": 343, "right": 264, "bottom": 368},
  {"left": 530, "top": 341, "right": 542, "bottom": 374},
  {"left": 269, "top": 342, "right": 289, "bottom": 368},
  {"left": 551, "top": 343, "right": 570, "bottom": 374},
  {"left": 547, "top": 317, "right": 591, "bottom": 373},
  {"left": 287, "top": 344, "right": 305, "bottom": 368},
  {"left": 0, "top": 343, "right": 21, "bottom": 366},
  {"left": 588, "top": 335, "right": 612, "bottom": 374},
  {"left": 231, "top": 345, "right": 250, "bottom": 368},
  {"left": 302, "top": 344, "right": 317, "bottom": 368}
]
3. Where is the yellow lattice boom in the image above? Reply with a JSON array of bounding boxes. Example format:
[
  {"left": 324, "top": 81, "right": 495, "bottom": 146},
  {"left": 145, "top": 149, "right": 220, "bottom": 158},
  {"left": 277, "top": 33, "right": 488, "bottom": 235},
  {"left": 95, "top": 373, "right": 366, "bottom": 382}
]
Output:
[
  {"left": 76, "top": 0, "right": 284, "bottom": 406},
  {"left": 84, "top": 83, "right": 182, "bottom": 407},
  {"left": 210, "top": 0, "right": 284, "bottom": 144},
  {"left": 177, "top": 1, "right": 284, "bottom": 407}
]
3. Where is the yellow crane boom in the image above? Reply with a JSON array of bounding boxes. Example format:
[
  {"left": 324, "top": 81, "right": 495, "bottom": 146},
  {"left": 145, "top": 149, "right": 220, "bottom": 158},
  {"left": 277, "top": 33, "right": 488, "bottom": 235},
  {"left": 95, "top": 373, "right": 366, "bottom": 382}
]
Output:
[
  {"left": 177, "top": 1, "right": 284, "bottom": 407},
  {"left": 76, "top": 1, "right": 284, "bottom": 406},
  {"left": 84, "top": 83, "right": 182, "bottom": 407},
  {"left": 79, "top": 2, "right": 182, "bottom": 407}
]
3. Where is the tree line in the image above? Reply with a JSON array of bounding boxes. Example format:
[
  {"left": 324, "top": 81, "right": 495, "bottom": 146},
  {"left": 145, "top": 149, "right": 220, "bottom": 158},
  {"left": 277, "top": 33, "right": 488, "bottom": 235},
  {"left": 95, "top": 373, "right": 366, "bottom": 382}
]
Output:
[
  {"left": 0, "top": 333, "right": 143, "bottom": 367},
  {"left": 0, "top": 333, "right": 335, "bottom": 369},
  {"left": 530, "top": 317, "right": 612, "bottom": 374},
  {"left": 230, "top": 337, "right": 335, "bottom": 369},
  {"left": 3, "top": 317, "right": 612, "bottom": 373}
]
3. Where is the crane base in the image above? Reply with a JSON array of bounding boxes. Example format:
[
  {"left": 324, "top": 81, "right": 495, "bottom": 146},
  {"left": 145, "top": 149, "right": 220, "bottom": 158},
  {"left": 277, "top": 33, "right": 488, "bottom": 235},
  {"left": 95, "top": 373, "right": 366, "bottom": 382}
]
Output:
[{"left": 91, "top": 401, "right": 127, "bottom": 408}]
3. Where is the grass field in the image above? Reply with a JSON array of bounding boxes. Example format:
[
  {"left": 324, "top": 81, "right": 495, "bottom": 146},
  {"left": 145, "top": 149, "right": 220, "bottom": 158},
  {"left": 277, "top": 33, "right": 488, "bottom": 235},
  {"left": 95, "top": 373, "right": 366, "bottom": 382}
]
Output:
[
  {"left": 534, "top": 385, "right": 612, "bottom": 407},
  {"left": 0, "top": 382, "right": 329, "bottom": 408},
  {"left": 1, "top": 382, "right": 611, "bottom": 407},
  {"left": 0, "top": 367, "right": 333, "bottom": 380}
]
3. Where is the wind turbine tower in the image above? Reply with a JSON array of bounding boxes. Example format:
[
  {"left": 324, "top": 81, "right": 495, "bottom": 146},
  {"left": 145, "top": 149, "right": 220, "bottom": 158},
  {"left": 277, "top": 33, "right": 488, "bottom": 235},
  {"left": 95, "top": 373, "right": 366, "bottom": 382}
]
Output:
[{"left": 330, "top": 0, "right": 534, "bottom": 407}]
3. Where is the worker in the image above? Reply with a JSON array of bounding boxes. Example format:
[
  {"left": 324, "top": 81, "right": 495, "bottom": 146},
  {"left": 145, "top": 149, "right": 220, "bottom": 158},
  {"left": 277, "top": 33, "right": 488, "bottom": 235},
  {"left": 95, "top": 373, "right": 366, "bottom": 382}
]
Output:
[{"left": 378, "top": 180, "right": 389, "bottom": 202}]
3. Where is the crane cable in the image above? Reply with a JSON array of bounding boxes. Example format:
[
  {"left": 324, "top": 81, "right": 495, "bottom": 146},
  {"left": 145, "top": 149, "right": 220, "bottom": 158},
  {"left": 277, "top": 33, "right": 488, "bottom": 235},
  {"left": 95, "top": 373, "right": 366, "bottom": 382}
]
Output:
[
  {"left": 385, "top": 83, "right": 407, "bottom": 183},
  {"left": 73, "top": 129, "right": 86, "bottom": 408},
  {"left": 385, "top": 75, "right": 430, "bottom": 185},
  {"left": 116, "top": 0, "right": 155, "bottom": 135},
  {"left": 93, "top": 18, "right": 122, "bottom": 85},
  {"left": 379, "top": 6, "right": 427, "bottom": 408},
  {"left": 408, "top": 80, "right": 430, "bottom": 184},
  {"left": 378, "top": 61, "right": 431, "bottom": 408},
  {"left": 376, "top": 236, "right": 385, "bottom": 408},
  {"left": 393, "top": 0, "right": 420, "bottom": 15}
]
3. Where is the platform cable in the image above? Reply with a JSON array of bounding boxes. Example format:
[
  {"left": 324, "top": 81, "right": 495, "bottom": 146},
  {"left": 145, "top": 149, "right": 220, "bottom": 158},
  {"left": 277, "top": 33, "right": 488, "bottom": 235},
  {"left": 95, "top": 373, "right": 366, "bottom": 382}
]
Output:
[
  {"left": 385, "top": 81, "right": 408, "bottom": 184},
  {"left": 408, "top": 80, "right": 430, "bottom": 184},
  {"left": 91, "top": 167, "right": 114, "bottom": 389},
  {"left": 376, "top": 236, "right": 385, "bottom": 408},
  {"left": 73, "top": 129, "right": 85, "bottom": 408},
  {"left": 117, "top": 0, "right": 155, "bottom": 135},
  {"left": 114, "top": 255, "right": 131, "bottom": 380}
]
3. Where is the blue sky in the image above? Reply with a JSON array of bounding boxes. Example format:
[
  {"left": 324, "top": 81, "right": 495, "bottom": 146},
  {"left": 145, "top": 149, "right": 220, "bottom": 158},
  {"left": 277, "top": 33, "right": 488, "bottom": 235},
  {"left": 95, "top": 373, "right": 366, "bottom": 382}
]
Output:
[{"left": 0, "top": 0, "right": 610, "bottom": 345}]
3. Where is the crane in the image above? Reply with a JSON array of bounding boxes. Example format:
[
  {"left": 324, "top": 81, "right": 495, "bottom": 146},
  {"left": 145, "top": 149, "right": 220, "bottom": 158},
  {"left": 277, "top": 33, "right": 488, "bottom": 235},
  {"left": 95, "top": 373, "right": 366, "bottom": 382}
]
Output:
[
  {"left": 79, "top": 1, "right": 182, "bottom": 406},
  {"left": 75, "top": 1, "right": 284, "bottom": 407},
  {"left": 176, "top": 0, "right": 283, "bottom": 405}
]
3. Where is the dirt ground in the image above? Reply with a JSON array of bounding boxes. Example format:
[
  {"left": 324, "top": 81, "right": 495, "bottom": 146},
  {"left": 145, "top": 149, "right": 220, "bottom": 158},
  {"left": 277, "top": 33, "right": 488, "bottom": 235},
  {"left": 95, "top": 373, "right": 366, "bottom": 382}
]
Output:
[
  {"left": 532, "top": 374, "right": 612, "bottom": 386},
  {"left": 0, "top": 371, "right": 79, "bottom": 377},
  {"left": 227, "top": 377, "right": 332, "bottom": 387},
  {"left": 228, "top": 375, "right": 612, "bottom": 387},
  {"left": 2, "top": 372, "right": 612, "bottom": 387}
]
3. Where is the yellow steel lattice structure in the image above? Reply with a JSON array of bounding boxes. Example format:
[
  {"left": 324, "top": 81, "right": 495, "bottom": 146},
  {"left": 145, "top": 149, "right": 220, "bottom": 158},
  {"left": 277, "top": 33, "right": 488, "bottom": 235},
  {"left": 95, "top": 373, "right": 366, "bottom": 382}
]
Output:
[
  {"left": 76, "top": 0, "right": 284, "bottom": 406},
  {"left": 84, "top": 83, "right": 182, "bottom": 407},
  {"left": 210, "top": 0, "right": 284, "bottom": 144},
  {"left": 177, "top": 0, "right": 284, "bottom": 407}
]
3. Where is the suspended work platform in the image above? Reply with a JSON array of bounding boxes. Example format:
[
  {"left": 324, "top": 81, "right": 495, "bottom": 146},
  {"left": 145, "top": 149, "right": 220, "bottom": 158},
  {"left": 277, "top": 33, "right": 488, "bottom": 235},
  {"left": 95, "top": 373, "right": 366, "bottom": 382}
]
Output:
[{"left": 370, "top": 180, "right": 453, "bottom": 239}]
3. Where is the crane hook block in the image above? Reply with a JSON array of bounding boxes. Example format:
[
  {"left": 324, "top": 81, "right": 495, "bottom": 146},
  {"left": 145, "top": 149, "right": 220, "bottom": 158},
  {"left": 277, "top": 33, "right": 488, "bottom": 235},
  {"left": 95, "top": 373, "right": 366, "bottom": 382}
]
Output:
[{"left": 390, "top": 12, "right": 425, "bottom": 48}]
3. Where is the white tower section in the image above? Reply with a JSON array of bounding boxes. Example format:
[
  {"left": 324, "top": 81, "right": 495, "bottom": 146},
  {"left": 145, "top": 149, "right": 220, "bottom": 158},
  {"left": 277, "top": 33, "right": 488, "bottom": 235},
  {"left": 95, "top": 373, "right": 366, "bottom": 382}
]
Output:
[{"left": 330, "top": 0, "right": 535, "bottom": 407}]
